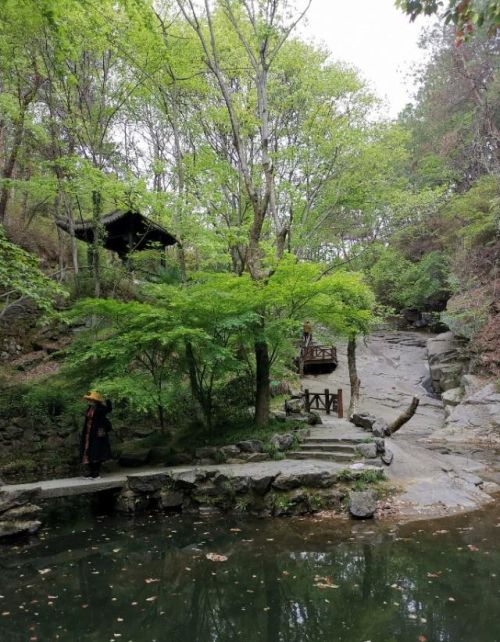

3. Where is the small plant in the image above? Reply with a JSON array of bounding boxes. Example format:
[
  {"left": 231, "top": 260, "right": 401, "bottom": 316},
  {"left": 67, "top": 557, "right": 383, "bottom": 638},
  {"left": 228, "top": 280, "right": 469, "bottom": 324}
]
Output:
[
  {"left": 306, "top": 492, "right": 325, "bottom": 511},
  {"left": 336, "top": 468, "right": 356, "bottom": 482},
  {"left": 353, "top": 479, "right": 366, "bottom": 491},
  {"left": 235, "top": 496, "right": 250, "bottom": 512},
  {"left": 273, "top": 493, "right": 292, "bottom": 512},
  {"left": 213, "top": 450, "right": 227, "bottom": 464}
]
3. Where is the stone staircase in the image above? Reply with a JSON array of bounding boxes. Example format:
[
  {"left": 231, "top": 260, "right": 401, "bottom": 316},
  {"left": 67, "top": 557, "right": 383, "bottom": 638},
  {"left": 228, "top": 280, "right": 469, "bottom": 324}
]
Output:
[{"left": 287, "top": 436, "right": 367, "bottom": 464}]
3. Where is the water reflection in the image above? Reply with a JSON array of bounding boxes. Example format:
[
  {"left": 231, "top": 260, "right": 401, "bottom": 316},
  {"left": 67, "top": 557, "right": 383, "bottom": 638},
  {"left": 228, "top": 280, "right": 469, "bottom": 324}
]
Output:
[{"left": 0, "top": 507, "right": 499, "bottom": 642}]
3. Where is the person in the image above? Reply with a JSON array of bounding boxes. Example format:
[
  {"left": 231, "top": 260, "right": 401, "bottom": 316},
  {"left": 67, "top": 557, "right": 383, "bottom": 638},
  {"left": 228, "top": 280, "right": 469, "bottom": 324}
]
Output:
[
  {"left": 302, "top": 320, "right": 312, "bottom": 347},
  {"left": 80, "top": 391, "right": 112, "bottom": 479}
]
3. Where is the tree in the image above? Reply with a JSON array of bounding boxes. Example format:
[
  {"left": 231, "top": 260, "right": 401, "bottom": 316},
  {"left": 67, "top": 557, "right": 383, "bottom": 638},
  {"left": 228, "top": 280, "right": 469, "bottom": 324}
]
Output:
[{"left": 396, "top": 0, "right": 500, "bottom": 42}]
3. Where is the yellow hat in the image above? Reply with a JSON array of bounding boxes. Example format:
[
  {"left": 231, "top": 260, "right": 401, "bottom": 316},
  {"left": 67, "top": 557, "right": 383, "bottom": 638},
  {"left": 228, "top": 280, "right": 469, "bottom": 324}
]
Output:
[{"left": 83, "top": 391, "right": 104, "bottom": 403}]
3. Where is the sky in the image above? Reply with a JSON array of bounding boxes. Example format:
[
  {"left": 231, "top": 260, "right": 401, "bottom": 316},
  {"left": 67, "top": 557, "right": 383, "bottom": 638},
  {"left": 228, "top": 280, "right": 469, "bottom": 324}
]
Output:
[{"left": 299, "top": 0, "right": 434, "bottom": 118}]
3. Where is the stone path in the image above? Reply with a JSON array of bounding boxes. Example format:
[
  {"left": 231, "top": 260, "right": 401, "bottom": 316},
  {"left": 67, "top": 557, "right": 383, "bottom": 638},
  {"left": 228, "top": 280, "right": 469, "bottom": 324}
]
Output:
[
  {"left": 1, "top": 330, "right": 498, "bottom": 521},
  {"left": 1, "top": 459, "right": 346, "bottom": 500}
]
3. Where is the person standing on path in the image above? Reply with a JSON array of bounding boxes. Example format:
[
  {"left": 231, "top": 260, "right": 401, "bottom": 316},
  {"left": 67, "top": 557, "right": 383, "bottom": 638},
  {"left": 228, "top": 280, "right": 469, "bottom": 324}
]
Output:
[
  {"left": 80, "top": 391, "right": 112, "bottom": 479},
  {"left": 302, "top": 320, "right": 312, "bottom": 347}
]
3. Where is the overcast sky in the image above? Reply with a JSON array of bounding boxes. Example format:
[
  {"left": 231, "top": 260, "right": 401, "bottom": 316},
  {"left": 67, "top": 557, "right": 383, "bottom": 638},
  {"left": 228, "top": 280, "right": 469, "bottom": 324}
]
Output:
[{"left": 299, "top": 0, "right": 434, "bottom": 118}]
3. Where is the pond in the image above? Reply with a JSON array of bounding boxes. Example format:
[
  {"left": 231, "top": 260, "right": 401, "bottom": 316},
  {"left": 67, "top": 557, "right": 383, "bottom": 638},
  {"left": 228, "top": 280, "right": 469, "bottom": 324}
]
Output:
[{"left": 1, "top": 502, "right": 499, "bottom": 642}]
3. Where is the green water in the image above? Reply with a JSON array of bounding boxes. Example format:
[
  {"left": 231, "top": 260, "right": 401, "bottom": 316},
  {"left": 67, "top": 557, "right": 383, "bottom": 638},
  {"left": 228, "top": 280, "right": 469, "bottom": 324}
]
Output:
[{"left": 1, "top": 503, "right": 499, "bottom": 642}]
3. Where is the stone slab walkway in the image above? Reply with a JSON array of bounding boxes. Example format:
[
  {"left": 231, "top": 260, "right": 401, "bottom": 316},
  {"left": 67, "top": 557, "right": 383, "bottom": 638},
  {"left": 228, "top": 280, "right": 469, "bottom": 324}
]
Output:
[{"left": 1, "top": 459, "right": 346, "bottom": 500}]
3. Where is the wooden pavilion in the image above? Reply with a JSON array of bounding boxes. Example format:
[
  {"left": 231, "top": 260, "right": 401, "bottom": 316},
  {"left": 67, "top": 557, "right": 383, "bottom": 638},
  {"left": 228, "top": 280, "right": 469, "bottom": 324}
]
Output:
[{"left": 56, "top": 210, "right": 177, "bottom": 263}]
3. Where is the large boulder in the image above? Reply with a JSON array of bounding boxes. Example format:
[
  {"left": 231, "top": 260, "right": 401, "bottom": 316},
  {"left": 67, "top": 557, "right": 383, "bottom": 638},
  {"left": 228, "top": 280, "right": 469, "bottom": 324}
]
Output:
[
  {"left": 427, "top": 332, "right": 466, "bottom": 393},
  {"left": 237, "top": 439, "right": 264, "bottom": 453},
  {"left": 434, "top": 382, "right": 500, "bottom": 444},
  {"left": 348, "top": 490, "right": 377, "bottom": 519},
  {"left": 351, "top": 413, "right": 376, "bottom": 430}
]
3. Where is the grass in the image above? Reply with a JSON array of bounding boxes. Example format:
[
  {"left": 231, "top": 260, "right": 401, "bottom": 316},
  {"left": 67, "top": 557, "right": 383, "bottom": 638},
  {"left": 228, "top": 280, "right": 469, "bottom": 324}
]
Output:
[{"left": 177, "top": 417, "right": 306, "bottom": 452}]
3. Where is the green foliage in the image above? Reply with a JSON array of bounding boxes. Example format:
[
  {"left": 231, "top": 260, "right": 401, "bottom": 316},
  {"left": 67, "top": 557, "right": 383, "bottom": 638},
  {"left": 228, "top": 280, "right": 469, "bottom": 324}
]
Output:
[
  {"left": 336, "top": 468, "right": 386, "bottom": 484},
  {"left": 370, "top": 247, "right": 450, "bottom": 311},
  {"left": 0, "top": 226, "right": 65, "bottom": 315}
]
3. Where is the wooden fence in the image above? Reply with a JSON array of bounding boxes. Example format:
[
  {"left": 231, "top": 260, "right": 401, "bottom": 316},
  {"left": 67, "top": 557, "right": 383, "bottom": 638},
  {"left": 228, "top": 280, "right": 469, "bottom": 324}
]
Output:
[{"left": 303, "top": 388, "right": 343, "bottom": 418}]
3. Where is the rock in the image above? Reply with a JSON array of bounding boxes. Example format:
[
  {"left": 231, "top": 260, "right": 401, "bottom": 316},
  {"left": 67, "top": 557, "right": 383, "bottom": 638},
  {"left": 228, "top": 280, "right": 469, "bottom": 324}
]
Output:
[
  {"left": 270, "top": 433, "right": 294, "bottom": 451},
  {"left": 435, "top": 382, "right": 500, "bottom": 444},
  {"left": 351, "top": 413, "right": 376, "bottom": 430},
  {"left": 442, "top": 387, "right": 463, "bottom": 407},
  {"left": 249, "top": 473, "right": 276, "bottom": 495},
  {"left": 293, "top": 428, "right": 310, "bottom": 442},
  {"left": 173, "top": 470, "right": 202, "bottom": 490},
  {"left": 220, "top": 444, "right": 241, "bottom": 457},
  {"left": 225, "top": 458, "right": 247, "bottom": 465},
  {"left": 372, "top": 418, "right": 388, "bottom": 437},
  {"left": 116, "top": 489, "right": 140, "bottom": 513},
  {"left": 461, "top": 374, "right": 484, "bottom": 395},
  {"left": 348, "top": 490, "right": 377, "bottom": 519},
  {"left": 0, "top": 520, "right": 42, "bottom": 539},
  {"left": 273, "top": 470, "right": 336, "bottom": 490},
  {"left": 272, "top": 473, "right": 301, "bottom": 491},
  {"left": 159, "top": 490, "right": 184, "bottom": 509},
  {"left": 284, "top": 397, "right": 304, "bottom": 414},
  {"left": 195, "top": 446, "right": 219, "bottom": 459},
  {"left": 119, "top": 448, "right": 150, "bottom": 467},
  {"left": 0, "top": 488, "right": 41, "bottom": 515},
  {"left": 0, "top": 503, "right": 42, "bottom": 521},
  {"left": 306, "top": 412, "right": 322, "bottom": 425},
  {"left": 237, "top": 439, "right": 264, "bottom": 453},
  {"left": 356, "top": 443, "right": 378, "bottom": 459},
  {"left": 245, "top": 453, "right": 270, "bottom": 463},
  {"left": 374, "top": 438, "right": 386, "bottom": 454},
  {"left": 196, "top": 458, "right": 215, "bottom": 466},
  {"left": 270, "top": 410, "right": 287, "bottom": 422},
  {"left": 427, "top": 332, "right": 466, "bottom": 393},
  {"left": 381, "top": 448, "right": 394, "bottom": 465},
  {"left": 127, "top": 473, "right": 170, "bottom": 493}
]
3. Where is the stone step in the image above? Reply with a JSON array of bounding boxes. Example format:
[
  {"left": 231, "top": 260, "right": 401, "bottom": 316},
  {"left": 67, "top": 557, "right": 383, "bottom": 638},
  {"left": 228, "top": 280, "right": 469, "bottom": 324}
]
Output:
[
  {"left": 287, "top": 451, "right": 356, "bottom": 463},
  {"left": 299, "top": 443, "right": 358, "bottom": 453},
  {"left": 303, "top": 437, "right": 367, "bottom": 445}
]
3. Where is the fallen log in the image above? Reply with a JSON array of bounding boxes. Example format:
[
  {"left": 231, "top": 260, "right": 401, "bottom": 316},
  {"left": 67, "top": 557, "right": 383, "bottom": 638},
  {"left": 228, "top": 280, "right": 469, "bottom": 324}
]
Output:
[{"left": 386, "top": 396, "right": 420, "bottom": 436}]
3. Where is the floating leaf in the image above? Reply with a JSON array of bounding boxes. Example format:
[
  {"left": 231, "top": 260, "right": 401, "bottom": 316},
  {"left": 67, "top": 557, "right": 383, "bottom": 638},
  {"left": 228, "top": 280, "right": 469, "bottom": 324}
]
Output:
[{"left": 206, "top": 553, "right": 228, "bottom": 562}]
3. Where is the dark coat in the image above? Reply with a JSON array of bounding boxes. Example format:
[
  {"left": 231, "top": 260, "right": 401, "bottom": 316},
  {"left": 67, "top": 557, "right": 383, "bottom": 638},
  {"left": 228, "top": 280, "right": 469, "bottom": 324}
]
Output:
[{"left": 80, "top": 400, "right": 112, "bottom": 463}]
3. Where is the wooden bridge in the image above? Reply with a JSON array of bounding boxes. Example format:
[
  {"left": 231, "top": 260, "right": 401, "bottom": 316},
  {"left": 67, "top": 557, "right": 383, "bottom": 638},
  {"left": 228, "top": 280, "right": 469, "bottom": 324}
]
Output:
[
  {"left": 299, "top": 345, "right": 338, "bottom": 375},
  {"left": 303, "top": 388, "right": 344, "bottom": 418}
]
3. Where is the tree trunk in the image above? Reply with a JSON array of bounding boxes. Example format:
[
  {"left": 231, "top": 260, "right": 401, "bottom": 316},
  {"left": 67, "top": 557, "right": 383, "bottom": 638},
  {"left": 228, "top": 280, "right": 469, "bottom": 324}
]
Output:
[
  {"left": 0, "top": 108, "right": 26, "bottom": 223},
  {"left": 91, "top": 190, "right": 102, "bottom": 298},
  {"left": 387, "top": 396, "right": 420, "bottom": 436},
  {"left": 254, "top": 338, "right": 270, "bottom": 426},
  {"left": 347, "top": 335, "right": 360, "bottom": 419}
]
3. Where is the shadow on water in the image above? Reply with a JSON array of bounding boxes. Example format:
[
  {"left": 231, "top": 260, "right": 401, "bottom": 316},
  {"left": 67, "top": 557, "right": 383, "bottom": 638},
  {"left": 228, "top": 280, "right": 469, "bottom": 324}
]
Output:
[{"left": 1, "top": 502, "right": 499, "bottom": 642}]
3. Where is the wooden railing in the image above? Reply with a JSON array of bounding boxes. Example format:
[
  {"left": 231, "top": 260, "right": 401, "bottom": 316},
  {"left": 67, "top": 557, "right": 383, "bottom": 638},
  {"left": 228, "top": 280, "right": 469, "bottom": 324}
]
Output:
[
  {"left": 300, "top": 345, "right": 337, "bottom": 363},
  {"left": 303, "top": 388, "right": 343, "bottom": 418}
]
